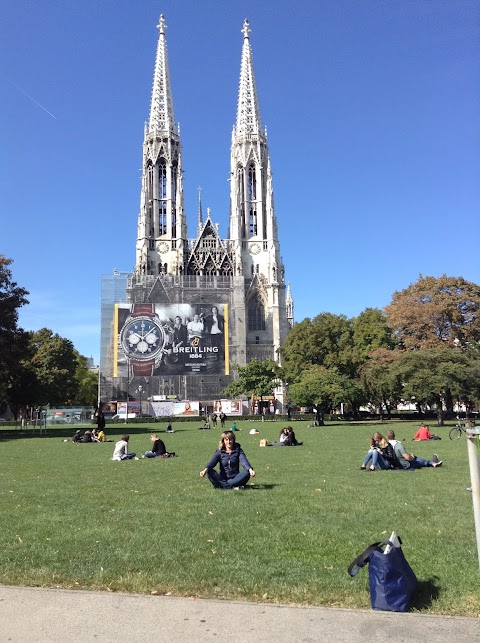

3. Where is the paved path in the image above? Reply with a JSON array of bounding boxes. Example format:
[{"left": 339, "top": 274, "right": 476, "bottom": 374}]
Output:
[{"left": 0, "top": 585, "right": 478, "bottom": 642}]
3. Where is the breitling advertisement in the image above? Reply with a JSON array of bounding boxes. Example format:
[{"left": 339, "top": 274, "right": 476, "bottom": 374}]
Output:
[{"left": 113, "top": 303, "right": 229, "bottom": 377}]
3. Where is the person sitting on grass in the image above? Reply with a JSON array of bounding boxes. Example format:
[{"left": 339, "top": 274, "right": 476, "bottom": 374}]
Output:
[
  {"left": 199, "top": 430, "right": 255, "bottom": 490},
  {"left": 386, "top": 430, "right": 442, "bottom": 470},
  {"left": 198, "top": 420, "right": 211, "bottom": 430},
  {"left": 82, "top": 430, "right": 93, "bottom": 443},
  {"left": 96, "top": 429, "right": 106, "bottom": 442},
  {"left": 361, "top": 432, "right": 395, "bottom": 471},
  {"left": 111, "top": 434, "right": 137, "bottom": 461},
  {"left": 412, "top": 423, "right": 431, "bottom": 441},
  {"left": 142, "top": 434, "right": 175, "bottom": 458},
  {"left": 72, "top": 430, "right": 82, "bottom": 443},
  {"left": 166, "top": 422, "right": 174, "bottom": 433},
  {"left": 284, "top": 426, "right": 302, "bottom": 446}
]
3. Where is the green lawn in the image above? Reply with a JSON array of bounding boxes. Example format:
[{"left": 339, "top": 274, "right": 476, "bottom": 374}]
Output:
[{"left": 0, "top": 419, "right": 478, "bottom": 616}]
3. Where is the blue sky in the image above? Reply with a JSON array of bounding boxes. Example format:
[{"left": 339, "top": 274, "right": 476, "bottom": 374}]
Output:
[{"left": 2, "top": 1, "right": 478, "bottom": 364}]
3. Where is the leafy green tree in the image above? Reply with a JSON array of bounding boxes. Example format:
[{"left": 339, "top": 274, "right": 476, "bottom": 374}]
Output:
[
  {"left": 281, "top": 313, "right": 354, "bottom": 381},
  {"left": 352, "top": 308, "right": 395, "bottom": 364},
  {"left": 73, "top": 352, "right": 98, "bottom": 406},
  {"left": 0, "top": 256, "right": 29, "bottom": 408},
  {"left": 282, "top": 311, "right": 393, "bottom": 417},
  {"left": 394, "top": 348, "right": 480, "bottom": 425},
  {"left": 359, "top": 348, "right": 403, "bottom": 419},
  {"left": 28, "top": 328, "right": 79, "bottom": 406},
  {"left": 222, "top": 359, "right": 281, "bottom": 408},
  {"left": 288, "top": 366, "right": 358, "bottom": 425}
]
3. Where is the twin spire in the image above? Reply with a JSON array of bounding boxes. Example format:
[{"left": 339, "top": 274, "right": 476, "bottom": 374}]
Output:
[{"left": 149, "top": 16, "right": 260, "bottom": 137}]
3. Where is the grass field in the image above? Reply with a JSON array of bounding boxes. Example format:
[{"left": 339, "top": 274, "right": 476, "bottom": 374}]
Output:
[{"left": 1, "top": 419, "right": 479, "bottom": 616}]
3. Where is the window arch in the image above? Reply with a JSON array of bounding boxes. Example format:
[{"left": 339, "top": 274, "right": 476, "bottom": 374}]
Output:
[{"left": 248, "top": 293, "right": 266, "bottom": 331}]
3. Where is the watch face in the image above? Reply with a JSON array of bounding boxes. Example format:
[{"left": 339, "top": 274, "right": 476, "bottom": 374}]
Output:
[
  {"left": 250, "top": 243, "right": 261, "bottom": 255},
  {"left": 121, "top": 317, "right": 166, "bottom": 360},
  {"left": 158, "top": 242, "right": 169, "bottom": 254}
]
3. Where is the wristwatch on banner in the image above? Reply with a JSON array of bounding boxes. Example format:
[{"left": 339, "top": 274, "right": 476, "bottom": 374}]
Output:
[{"left": 120, "top": 304, "right": 167, "bottom": 376}]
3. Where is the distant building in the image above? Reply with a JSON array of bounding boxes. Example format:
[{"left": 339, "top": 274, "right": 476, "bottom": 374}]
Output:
[{"left": 99, "top": 16, "right": 292, "bottom": 405}]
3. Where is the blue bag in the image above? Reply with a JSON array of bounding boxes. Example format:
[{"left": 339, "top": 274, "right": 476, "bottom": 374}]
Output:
[{"left": 348, "top": 539, "right": 417, "bottom": 612}]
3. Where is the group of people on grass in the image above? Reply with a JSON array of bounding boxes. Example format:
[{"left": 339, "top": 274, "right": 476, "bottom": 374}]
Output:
[
  {"left": 111, "top": 433, "right": 176, "bottom": 461},
  {"left": 361, "top": 429, "right": 443, "bottom": 471},
  {"left": 108, "top": 420, "right": 445, "bottom": 489},
  {"left": 268, "top": 426, "right": 302, "bottom": 447},
  {"left": 73, "top": 428, "right": 107, "bottom": 443}
]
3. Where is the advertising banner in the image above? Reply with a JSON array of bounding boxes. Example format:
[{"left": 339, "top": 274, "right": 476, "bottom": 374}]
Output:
[
  {"left": 213, "top": 399, "right": 243, "bottom": 416},
  {"left": 173, "top": 401, "right": 200, "bottom": 416},
  {"left": 113, "top": 303, "right": 229, "bottom": 377},
  {"left": 150, "top": 401, "right": 174, "bottom": 417}
]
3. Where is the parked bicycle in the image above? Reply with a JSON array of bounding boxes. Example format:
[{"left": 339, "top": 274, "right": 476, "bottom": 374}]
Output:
[{"left": 449, "top": 417, "right": 468, "bottom": 440}]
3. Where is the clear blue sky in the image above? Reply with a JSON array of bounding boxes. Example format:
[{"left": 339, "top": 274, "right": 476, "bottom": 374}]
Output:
[{"left": 2, "top": 1, "right": 478, "bottom": 364}]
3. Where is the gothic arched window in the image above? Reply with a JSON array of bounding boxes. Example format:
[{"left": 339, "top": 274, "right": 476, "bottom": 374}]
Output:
[{"left": 248, "top": 294, "right": 266, "bottom": 331}]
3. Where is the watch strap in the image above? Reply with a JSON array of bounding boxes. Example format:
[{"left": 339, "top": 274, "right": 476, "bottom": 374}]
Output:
[
  {"left": 131, "top": 359, "right": 155, "bottom": 376},
  {"left": 131, "top": 304, "right": 155, "bottom": 318}
]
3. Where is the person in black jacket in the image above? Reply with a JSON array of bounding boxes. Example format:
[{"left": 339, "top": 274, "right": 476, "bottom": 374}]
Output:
[
  {"left": 200, "top": 431, "right": 255, "bottom": 489},
  {"left": 142, "top": 434, "right": 175, "bottom": 458}
]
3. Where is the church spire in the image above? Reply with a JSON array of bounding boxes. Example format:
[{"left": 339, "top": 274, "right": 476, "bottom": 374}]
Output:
[
  {"left": 197, "top": 187, "right": 203, "bottom": 235},
  {"left": 286, "top": 283, "right": 294, "bottom": 328},
  {"left": 149, "top": 14, "right": 176, "bottom": 133},
  {"left": 135, "top": 15, "right": 186, "bottom": 277},
  {"left": 235, "top": 19, "right": 262, "bottom": 137}
]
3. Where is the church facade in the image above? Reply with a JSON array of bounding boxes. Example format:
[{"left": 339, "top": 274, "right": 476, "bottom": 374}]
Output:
[{"left": 100, "top": 16, "right": 293, "bottom": 406}]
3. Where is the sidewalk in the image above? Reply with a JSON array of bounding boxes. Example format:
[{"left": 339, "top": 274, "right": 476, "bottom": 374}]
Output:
[{"left": 0, "top": 585, "right": 478, "bottom": 643}]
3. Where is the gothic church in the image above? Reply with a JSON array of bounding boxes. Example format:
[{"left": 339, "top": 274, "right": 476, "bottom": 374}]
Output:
[{"left": 101, "top": 16, "right": 293, "bottom": 404}]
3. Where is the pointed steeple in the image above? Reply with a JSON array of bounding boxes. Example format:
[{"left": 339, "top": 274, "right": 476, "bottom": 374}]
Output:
[
  {"left": 149, "top": 14, "right": 176, "bottom": 133},
  {"left": 135, "top": 15, "right": 186, "bottom": 277},
  {"left": 197, "top": 187, "right": 203, "bottom": 235},
  {"left": 286, "top": 283, "right": 294, "bottom": 328},
  {"left": 235, "top": 19, "right": 262, "bottom": 137}
]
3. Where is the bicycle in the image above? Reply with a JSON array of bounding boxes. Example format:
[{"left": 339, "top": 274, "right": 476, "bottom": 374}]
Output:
[{"left": 449, "top": 418, "right": 467, "bottom": 440}]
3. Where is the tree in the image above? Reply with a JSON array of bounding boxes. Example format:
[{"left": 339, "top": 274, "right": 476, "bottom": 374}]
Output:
[
  {"left": 281, "top": 313, "right": 354, "bottom": 378},
  {"left": 385, "top": 275, "right": 480, "bottom": 350},
  {"left": 394, "top": 348, "right": 480, "bottom": 425},
  {"left": 359, "top": 348, "right": 403, "bottom": 419},
  {"left": 72, "top": 352, "right": 98, "bottom": 406},
  {"left": 352, "top": 308, "right": 395, "bottom": 363},
  {"left": 0, "top": 256, "right": 29, "bottom": 408},
  {"left": 288, "top": 366, "right": 358, "bottom": 425},
  {"left": 222, "top": 359, "right": 281, "bottom": 409},
  {"left": 281, "top": 311, "right": 393, "bottom": 417},
  {"left": 28, "top": 329, "right": 79, "bottom": 406}
]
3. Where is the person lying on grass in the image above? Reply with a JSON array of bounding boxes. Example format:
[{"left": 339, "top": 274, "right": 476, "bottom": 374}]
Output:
[
  {"left": 361, "top": 431, "right": 396, "bottom": 471},
  {"left": 111, "top": 434, "right": 137, "bottom": 461},
  {"left": 199, "top": 430, "right": 255, "bottom": 489},
  {"left": 387, "top": 430, "right": 442, "bottom": 469},
  {"left": 142, "top": 434, "right": 175, "bottom": 458}
]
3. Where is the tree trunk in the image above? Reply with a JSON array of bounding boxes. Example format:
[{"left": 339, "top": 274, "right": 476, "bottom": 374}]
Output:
[
  {"left": 435, "top": 394, "right": 444, "bottom": 426},
  {"left": 314, "top": 405, "right": 325, "bottom": 426},
  {"left": 444, "top": 388, "right": 454, "bottom": 419}
]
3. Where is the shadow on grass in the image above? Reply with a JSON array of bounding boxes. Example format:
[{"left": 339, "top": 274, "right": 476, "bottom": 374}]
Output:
[
  {"left": 246, "top": 483, "right": 278, "bottom": 490},
  {"left": 411, "top": 577, "right": 441, "bottom": 610}
]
